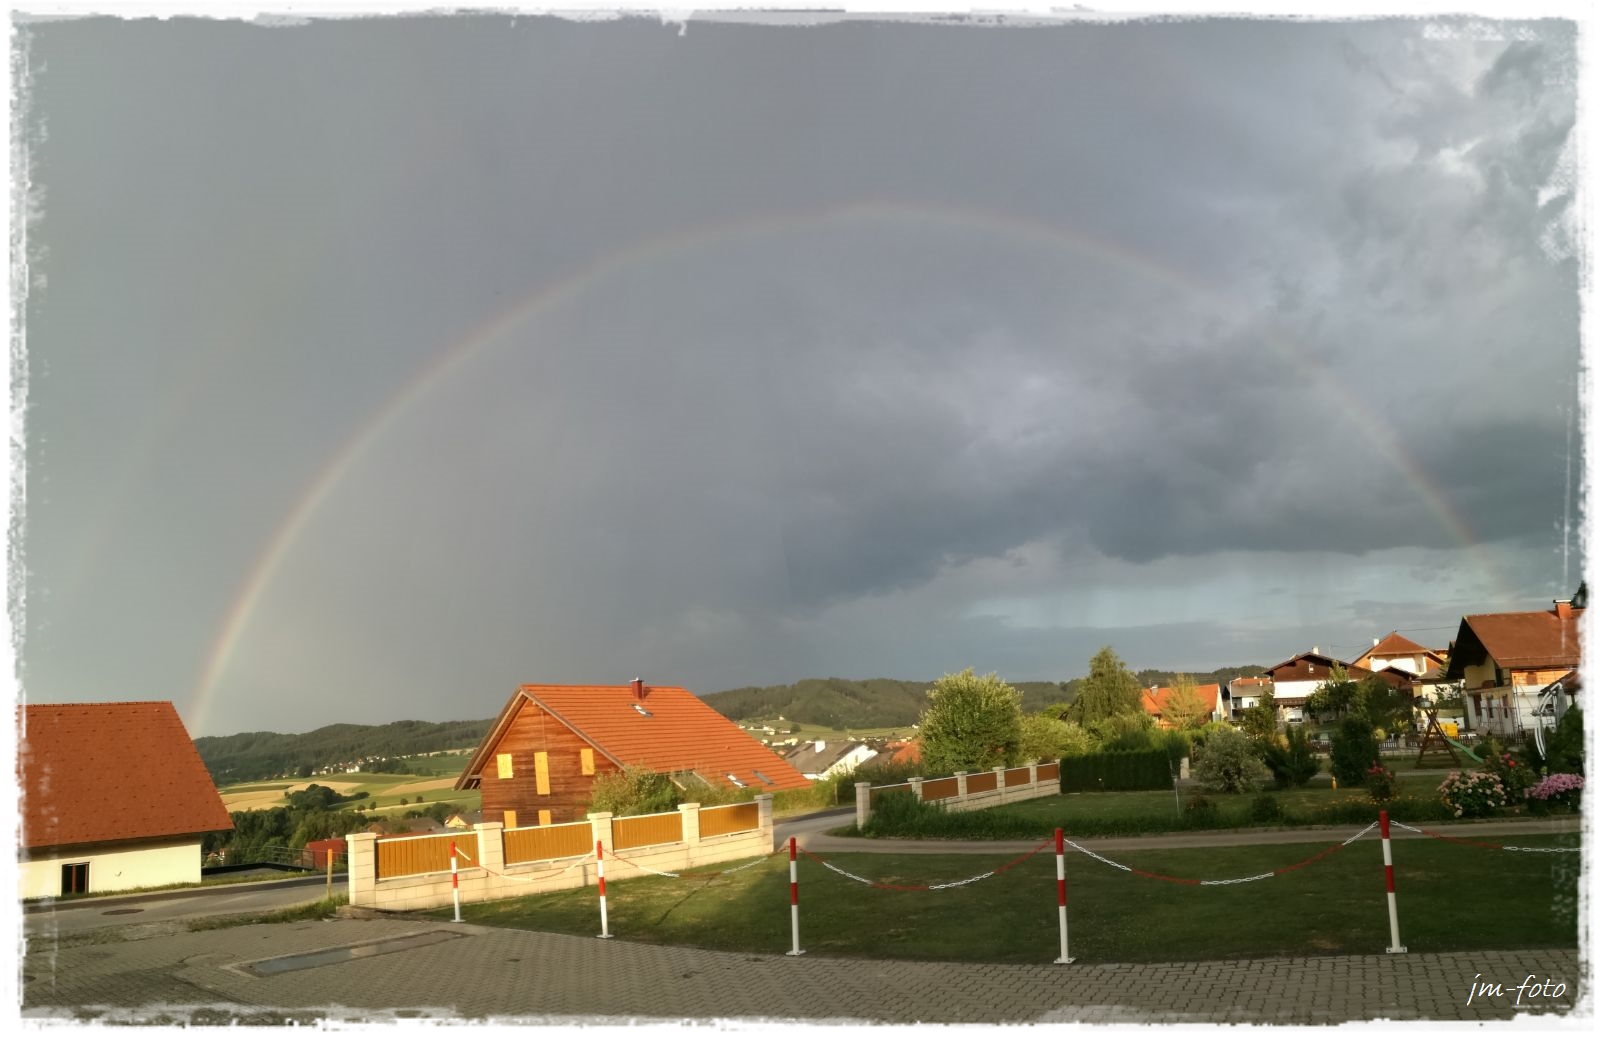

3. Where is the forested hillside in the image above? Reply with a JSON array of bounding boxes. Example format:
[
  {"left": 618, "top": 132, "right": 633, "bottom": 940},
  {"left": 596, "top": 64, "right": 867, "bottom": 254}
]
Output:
[
  {"left": 197, "top": 666, "right": 1267, "bottom": 782},
  {"left": 195, "top": 718, "right": 490, "bottom": 784},
  {"left": 701, "top": 677, "right": 1072, "bottom": 728}
]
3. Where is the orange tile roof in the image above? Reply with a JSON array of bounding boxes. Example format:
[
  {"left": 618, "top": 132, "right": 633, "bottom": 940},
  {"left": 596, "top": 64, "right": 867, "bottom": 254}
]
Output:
[
  {"left": 18, "top": 701, "right": 234, "bottom": 851},
  {"left": 466, "top": 684, "right": 811, "bottom": 792},
  {"left": 1363, "top": 631, "right": 1433, "bottom": 658},
  {"left": 1141, "top": 683, "right": 1221, "bottom": 717}
]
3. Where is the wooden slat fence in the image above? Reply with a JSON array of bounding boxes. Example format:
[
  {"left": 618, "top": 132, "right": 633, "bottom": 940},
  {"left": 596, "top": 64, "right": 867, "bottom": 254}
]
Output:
[
  {"left": 920, "top": 776, "right": 958, "bottom": 801},
  {"left": 1038, "top": 762, "right": 1060, "bottom": 782},
  {"left": 612, "top": 810, "right": 684, "bottom": 851},
  {"left": 504, "top": 821, "right": 592, "bottom": 865},
  {"left": 376, "top": 831, "right": 477, "bottom": 880},
  {"left": 1004, "top": 766, "right": 1032, "bottom": 786},
  {"left": 699, "top": 802, "right": 759, "bottom": 838}
]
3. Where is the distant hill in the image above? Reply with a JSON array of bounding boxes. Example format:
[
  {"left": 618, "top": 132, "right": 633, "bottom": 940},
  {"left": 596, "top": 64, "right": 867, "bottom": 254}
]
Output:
[
  {"left": 195, "top": 718, "right": 491, "bottom": 785},
  {"left": 197, "top": 667, "right": 1267, "bottom": 783},
  {"left": 701, "top": 677, "right": 1072, "bottom": 729}
]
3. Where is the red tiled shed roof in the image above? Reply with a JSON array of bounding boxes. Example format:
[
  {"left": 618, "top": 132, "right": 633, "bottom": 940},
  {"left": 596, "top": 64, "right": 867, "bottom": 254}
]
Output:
[
  {"left": 18, "top": 701, "right": 234, "bottom": 851},
  {"left": 461, "top": 684, "right": 811, "bottom": 792}
]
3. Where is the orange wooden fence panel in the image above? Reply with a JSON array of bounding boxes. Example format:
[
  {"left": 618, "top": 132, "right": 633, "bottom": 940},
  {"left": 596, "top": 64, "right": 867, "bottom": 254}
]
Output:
[
  {"left": 699, "top": 802, "right": 759, "bottom": 838},
  {"left": 1038, "top": 761, "right": 1060, "bottom": 782},
  {"left": 504, "top": 821, "right": 592, "bottom": 865},
  {"left": 965, "top": 771, "right": 997, "bottom": 794},
  {"left": 920, "top": 777, "right": 958, "bottom": 801},
  {"left": 868, "top": 782, "right": 912, "bottom": 807},
  {"left": 612, "top": 811, "right": 684, "bottom": 851},
  {"left": 376, "top": 832, "right": 476, "bottom": 880},
  {"left": 1004, "top": 766, "right": 1032, "bottom": 787}
]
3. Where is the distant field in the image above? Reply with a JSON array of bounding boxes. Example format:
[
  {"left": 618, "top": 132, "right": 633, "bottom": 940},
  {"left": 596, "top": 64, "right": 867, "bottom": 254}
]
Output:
[
  {"left": 742, "top": 721, "right": 915, "bottom": 743},
  {"left": 218, "top": 752, "right": 478, "bottom": 813}
]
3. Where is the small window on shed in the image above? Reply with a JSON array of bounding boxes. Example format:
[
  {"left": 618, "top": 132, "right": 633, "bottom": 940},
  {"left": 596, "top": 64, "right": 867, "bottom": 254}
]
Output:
[
  {"left": 580, "top": 748, "right": 595, "bottom": 776},
  {"left": 497, "top": 753, "right": 514, "bottom": 779}
]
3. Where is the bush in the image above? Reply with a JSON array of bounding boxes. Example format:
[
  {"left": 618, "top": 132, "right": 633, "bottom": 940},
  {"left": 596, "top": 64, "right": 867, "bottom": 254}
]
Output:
[
  {"left": 1192, "top": 726, "right": 1268, "bottom": 793},
  {"left": 1182, "top": 794, "right": 1220, "bottom": 827},
  {"left": 1482, "top": 749, "right": 1537, "bottom": 804},
  {"left": 1329, "top": 718, "right": 1380, "bottom": 787},
  {"left": 1526, "top": 706, "right": 1585, "bottom": 776},
  {"left": 587, "top": 766, "right": 681, "bottom": 817},
  {"left": 1365, "top": 764, "right": 1398, "bottom": 804},
  {"left": 1259, "top": 726, "right": 1320, "bottom": 789},
  {"left": 1248, "top": 793, "right": 1283, "bottom": 823},
  {"left": 1438, "top": 770, "right": 1508, "bottom": 819},
  {"left": 1527, "top": 772, "right": 1584, "bottom": 811}
]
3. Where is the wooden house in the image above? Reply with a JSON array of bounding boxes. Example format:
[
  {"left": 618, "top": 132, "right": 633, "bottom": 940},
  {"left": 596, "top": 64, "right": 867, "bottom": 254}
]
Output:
[
  {"left": 454, "top": 680, "right": 811, "bottom": 826},
  {"left": 18, "top": 701, "right": 233, "bottom": 899},
  {"left": 1446, "top": 600, "right": 1583, "bottom": 737}
]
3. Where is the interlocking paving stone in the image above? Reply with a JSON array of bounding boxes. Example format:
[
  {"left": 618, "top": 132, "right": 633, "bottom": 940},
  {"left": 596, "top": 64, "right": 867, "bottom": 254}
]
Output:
[{"left": 19, "top": 916, "right": 1589, "bottom": 1025}]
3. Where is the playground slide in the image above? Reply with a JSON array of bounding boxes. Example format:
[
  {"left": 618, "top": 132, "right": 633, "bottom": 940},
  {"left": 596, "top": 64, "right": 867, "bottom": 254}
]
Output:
[{"left": 1443, "top": 736, "right": 1481, "bottom": 763}]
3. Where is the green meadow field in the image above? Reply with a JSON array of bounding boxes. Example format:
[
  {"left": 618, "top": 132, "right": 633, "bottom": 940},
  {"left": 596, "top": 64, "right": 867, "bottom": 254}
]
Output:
[{"left": 217, "top": 751, "right": 481, "bottom": 815}]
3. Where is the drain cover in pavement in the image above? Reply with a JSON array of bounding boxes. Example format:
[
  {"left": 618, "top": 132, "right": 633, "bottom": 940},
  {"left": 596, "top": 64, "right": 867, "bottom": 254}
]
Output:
[{"left": 240, "top": 930, "right": 467, "bottom": 976}]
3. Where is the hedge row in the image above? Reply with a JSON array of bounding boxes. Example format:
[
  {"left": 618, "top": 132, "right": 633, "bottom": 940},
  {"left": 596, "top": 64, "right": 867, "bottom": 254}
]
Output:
[{"left": 1059, "top": 749, "right": 1173, "bottom": 792}]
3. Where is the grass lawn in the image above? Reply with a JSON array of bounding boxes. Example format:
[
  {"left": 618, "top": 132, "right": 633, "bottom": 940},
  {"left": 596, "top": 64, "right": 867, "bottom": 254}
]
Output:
[{"left": 433, "top": 833, "right": 1580, "bottom": 965}]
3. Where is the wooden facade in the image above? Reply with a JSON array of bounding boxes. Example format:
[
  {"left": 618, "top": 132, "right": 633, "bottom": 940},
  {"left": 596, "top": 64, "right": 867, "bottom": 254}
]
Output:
[{"left": 477, "top": 700, "right": 624, "bottom": 825}]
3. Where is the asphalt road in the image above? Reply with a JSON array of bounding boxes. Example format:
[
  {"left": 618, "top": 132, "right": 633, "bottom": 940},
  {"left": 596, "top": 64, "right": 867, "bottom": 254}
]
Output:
[{"left": 21, "top": 873, "right": 343, "bottom": 937}]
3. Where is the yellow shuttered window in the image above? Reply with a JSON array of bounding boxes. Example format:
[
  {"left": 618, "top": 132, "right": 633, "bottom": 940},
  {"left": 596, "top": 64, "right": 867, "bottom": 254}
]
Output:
[
  {"left": 535, "top": 751, "right": 550, "bottom": 795},
  {"left": 538, "top": 809, "right": 552, "bottom": 827},
  {"left": 504, "top": 810, "right": 518, "bottom": 829},
  {"left": 580, "top": 748, "right": 595, "bottom": 776},
  {"left": 496, "top": 753, "right": 513, "bottom": 779}
]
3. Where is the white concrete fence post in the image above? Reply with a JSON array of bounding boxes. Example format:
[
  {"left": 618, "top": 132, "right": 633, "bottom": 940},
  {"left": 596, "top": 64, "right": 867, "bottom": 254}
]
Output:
[
  {"left": 855, "top": 783, "right": 872, "bottom": 830},
  {"left": 994, "top": 765, "right": 1008, "bottom": 803},
  {"left": 345, "top": 831, "right": 378, "bottom": 909},
  {"left": 955, "top": 771, "right": 969, "bottom": 807},
  {"left": 678, "top": 803, "right": 701, "bottom": 848},
  {"left": 755, "top": 794, "right": 774, "bottom": 844},
  {"left": 909, "top": 776, "right": 925, "bottom": 803}
]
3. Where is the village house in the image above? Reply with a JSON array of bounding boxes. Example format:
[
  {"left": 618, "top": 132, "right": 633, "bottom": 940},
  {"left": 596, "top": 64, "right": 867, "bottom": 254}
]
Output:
[
  {"left": 18, "top": 701, "right": 233, "bottom": 899},
  {"left": 782, "top": 739, "right": 877, "bottom": 780},
  {"left": 454, "top": 680, "right": 811, "bottom": 826},
  {"left": 1224, "top": 675, "right": 1272, "bottom": 721},
  {"left": 1445, "top": 599, "right": 1583, "bottom": 738},
  {"left": 1140, "top": 682, "right": 1222, "bottom": 728}
]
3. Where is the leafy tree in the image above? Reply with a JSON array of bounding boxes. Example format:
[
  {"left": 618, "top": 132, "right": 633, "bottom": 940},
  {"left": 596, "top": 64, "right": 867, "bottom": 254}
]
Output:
[
  {"left": 1192, "top": 726, "right": 1269, "bottom": 793},
  {"left": 1164, "top": 674, "right": 1213, "bottom": 730},
  {"left": 1352, "top": 676, "right": 1410, "bottom": 736},
  {"left": 1258, "top": 726, "right": 1320, "bottom": 788},
  {"left": 1018, "top": 712, "right": 1097, "bottom": 762},
  {"left": 1086, "top": 711, "right": 1158, "bottom": 751},
  {"left": 1305, "top": 664, "right": 1357, "bottom": 720},
  {"left": 1329, "top": 717, "right": 1381, "bottom": 787},
  {"left": 917, "top": 669, "right": 1024, "bottom": 774},
  {"left": 1240, "top": 685, "right": 1278, "bottom": 741},
  {"left": 1070, "top": 647, "right": 1142, "bottom": 726},
  {"left": 587, "top": 766, "right": 681, "bottom": 817}
]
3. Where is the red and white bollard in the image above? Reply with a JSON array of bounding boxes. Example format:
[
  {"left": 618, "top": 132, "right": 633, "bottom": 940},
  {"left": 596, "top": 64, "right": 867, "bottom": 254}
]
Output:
[
  {"left": 450, "top": 840, "right": 461, "bottom": 923},
  {"left": 785, "top": 836, "right": 804, "bottom": 956},
  {"left": 1379, "top": 810, "right": 1406, "bottom": 953},
  {"left": 596, "top": 840, "right": 613, "bottom": 939},
  {"left": 1054, "top": 828, "right": 1074, "bottom": 964}
]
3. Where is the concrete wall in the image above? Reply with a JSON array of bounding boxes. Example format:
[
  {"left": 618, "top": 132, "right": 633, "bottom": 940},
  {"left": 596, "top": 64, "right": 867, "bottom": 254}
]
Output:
[
  {"left": 347, "top": 796, "right": 774, "bottom": 912},
  {"left": 19, "top": 838, "right": 202, "bottom": 900}
]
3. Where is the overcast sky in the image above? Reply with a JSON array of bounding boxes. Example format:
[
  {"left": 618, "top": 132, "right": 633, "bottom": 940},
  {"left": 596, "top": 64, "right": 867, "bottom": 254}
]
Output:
[{"left": 9, "top": 8, "right": 1590, "bottom": 737}]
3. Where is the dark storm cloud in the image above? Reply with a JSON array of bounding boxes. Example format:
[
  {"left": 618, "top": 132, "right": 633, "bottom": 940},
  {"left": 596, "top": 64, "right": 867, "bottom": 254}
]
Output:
[{"left": 13, "top": 14, "right": 1584, "bottom": 733}]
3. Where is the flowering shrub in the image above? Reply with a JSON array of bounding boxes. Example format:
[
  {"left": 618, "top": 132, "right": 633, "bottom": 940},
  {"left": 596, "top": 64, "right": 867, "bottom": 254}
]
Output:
[
  {"left": 1366, "top": 763, "right": 1398, "bottom": 804},
  {"left": 1438, "top": 770, "right": 1507, "bottom": 818},
  {"left": 1527, "top": 772, "right": 1584, "bottom": 810},
  {"left": 1482, "top": 748, "right": 1537, "bottom": 803}
]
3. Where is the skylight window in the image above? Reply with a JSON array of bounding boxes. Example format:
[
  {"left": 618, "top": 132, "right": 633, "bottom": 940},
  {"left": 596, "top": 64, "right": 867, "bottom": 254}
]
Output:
[
  {"left": 753, "top": 770, "right": 775, "bottom": 787},
  {"left": 726, "top": 773, "right": 747, "bottom": 789},
  {"left": 632, "top": 703, "right": 652, "bottom": 717}
]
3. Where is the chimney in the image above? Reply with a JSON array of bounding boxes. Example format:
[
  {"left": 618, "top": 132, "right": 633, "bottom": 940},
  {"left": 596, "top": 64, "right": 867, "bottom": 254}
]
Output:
[
  {"left": 814, "top": 739, "right": 825, "bottom": 753},
  {"left": 631, "top": 677, "right": 644, "bottom": 700},
  {"left": 1312, "top": 646, "right": 1319, "bottom": 655},
  {"left": 1555, "top": 600, "right": 1573, "bottom": 619},
  {"left": 1373, "top": 637, "right": 1380, "bottom": 647}
]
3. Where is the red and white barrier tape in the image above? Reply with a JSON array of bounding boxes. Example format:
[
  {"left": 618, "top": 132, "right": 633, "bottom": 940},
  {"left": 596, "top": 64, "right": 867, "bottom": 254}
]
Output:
[
  {"left": 1387, "top": 820, "right": 1582, "bottom": 853},
  {"left": 1061, "top": 823, "right": 1375, "bottom": 887}
]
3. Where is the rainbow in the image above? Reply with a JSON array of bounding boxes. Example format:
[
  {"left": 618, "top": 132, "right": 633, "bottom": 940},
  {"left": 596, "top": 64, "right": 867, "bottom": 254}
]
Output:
[{"left": 185, "top": 199, "right": 1509, "bottom": 733}]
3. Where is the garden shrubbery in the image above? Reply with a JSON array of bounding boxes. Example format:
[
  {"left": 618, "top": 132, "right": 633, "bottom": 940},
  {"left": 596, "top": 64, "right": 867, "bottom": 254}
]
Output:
[
  {"left": 1059, "top": 749, "right": 1173, "bottom": 792},
  {"left": 1259, "top": 726, "right": 1320, "bottom": 789},
  {"left": 1329, "top": 718, "right": 1381, "bottom": 787},
  {"left": 1192, "top": 726, "right": 1268, "bottom": 793}
]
